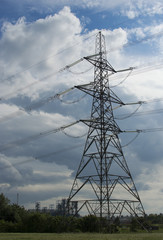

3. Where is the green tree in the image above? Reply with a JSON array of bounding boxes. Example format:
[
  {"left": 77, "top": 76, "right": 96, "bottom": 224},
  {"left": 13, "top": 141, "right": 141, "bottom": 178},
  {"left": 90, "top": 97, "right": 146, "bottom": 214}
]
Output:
[
  {"left": 130, "top": 218, "right": 138, "bottom": 232},
  {"left": 80, "top": 215, "right": 100, "bottom": 232}
]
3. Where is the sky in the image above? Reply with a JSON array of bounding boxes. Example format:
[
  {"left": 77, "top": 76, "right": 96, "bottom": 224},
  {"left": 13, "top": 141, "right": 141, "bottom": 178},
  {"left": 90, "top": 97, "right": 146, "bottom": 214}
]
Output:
[{"left": 0, "top": 0, "right": 163, "bottom": 215}]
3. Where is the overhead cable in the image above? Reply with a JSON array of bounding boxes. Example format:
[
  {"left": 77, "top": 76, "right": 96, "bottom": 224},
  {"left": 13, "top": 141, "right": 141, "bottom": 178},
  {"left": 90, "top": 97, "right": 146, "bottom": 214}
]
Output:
[
  {"left": 59, "top": 93, "right": 87, "bottom": 105},
  {"left": 67, "top": 66, "right": 93, "bottom": 75},
  {"left": 110, "top": 68, "right": 134, "bottom": 88},
  {"left": 107, "top": 29, "right": 163, "bottom": 54},
  {"left": 115, "top": 102, "right": 143, "bottom": 120},
  {"left": 0, "top": 59, "right": 84, "bottom": 101},
  {"left": 122, "top": 127, "right": 163, "bottom": 133},
  {"left": 109, "top": 61, "right": 163, "bottom": 84},
  {"left": 122, "top": 131, "right": 140, "bottom": 148},
  {"left": 0, "top": 32, "right": 97, "bottom": 84},
  {"left": 1, "top": 29, "right": 162, "bottom": 85},
  {"left": 0, "top": 87, "right": 75, "bottom": 123},
  {"left": 0, "top": 53, "right": 100, "bottom": 101},
  {"left": 0, "top": 120, "right": 80, "bottom": 152},
  {"left": 0, "top": 143, "right": 84, "bottom": 170},
  {"left": 1, "top": 29, "right": 162, "bottom": 99},
  {"left": 62, "top": 129, "right": 87, "bottom": 138},
  {"left": 116, "top": 107, "right": 163, "bottom": 119},
  {"left": 25, "top": 87, "right": 75, "bottom": 112}
]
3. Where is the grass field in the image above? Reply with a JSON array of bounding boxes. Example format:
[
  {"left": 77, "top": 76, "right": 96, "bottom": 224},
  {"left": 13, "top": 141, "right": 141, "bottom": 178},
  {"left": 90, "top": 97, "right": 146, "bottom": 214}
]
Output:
[{"left": 0, "top": 233, "right": 163, "bottom": 240}]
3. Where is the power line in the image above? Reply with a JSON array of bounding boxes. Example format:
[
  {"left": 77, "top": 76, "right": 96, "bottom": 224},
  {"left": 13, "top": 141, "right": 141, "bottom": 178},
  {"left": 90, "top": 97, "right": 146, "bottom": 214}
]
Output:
[
  {"left": 109, "top": 60, "right": 163, "bottom": 84},
  {"left": 1, "top": 29, "right": 162, "bottom": 101},
  {"left": 0, "top": 32, "right": 97, "bottom": 84},
  {"left": 0, "top": 112, "right": 163, "bottom": 156},
  {"left": 1, "top": 125, "right": 163, "bottom": 170},
  {"left": 0, "top": 62, "right": 77, "bottom": 101},
  {"left": 110, "top": 68, "right": 134, "bottom": 88},
  {"left": 116, "top": 107, "right": 163, "bottom": 119},
  {"left": 0, "top": 53, "right": 97, "bottom": 101},
  {"left": 7, "top": 18, "right": 159, "bottom": 85},
  {"left": 67, "top": 66, "right": 93, "bottom": 75},
  {"left": 0, "top": 87, "right": 75, "bottom": 123},
  {"left": 123, "top": 127, "right": 163, "bottom": 133},
  {"left": 62, "top": 129, "right": 87, "bottom": 138},
  {"left": 0, "top": 120, "right": 80, "bottom": 152},
  {"left": 122, "top": 132, "right": 140, "bottom": 148},
  {"left": 107, "top": 29, "right": 163, "bottom": 53},
  {"left": 59, "top": 93, "right": 87, "bottom": 105},
  {"left": 1, "top": 82, "right": 163, "bottom": 125},
  {"left": 0, "top": 143, "right": 84, "bottom": 170},
  {"left": 115, "top": 103, "right": 143, "bottom": 120}
]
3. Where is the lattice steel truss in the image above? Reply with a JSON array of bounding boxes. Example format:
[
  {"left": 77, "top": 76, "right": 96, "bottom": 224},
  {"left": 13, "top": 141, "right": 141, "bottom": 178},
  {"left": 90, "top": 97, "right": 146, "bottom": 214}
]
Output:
[{"left": 67, "top": 32, "right": 146, "bottom": 228}]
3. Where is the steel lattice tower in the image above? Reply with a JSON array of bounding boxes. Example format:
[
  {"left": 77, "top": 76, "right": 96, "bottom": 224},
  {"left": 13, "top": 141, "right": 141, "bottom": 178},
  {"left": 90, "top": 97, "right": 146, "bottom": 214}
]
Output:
[{"left": 67, "top": 32, "right": 146, "bottom": 226}]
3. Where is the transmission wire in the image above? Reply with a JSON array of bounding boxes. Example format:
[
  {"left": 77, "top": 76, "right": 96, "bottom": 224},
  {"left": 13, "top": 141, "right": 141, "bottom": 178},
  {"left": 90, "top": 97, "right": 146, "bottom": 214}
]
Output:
[
  {"left": 0, "top": 143, "right": 84, "bottom": 170},
  {"left": 107, "top": 29, "right": 163, "bottom": 54},
  {"left": 122, "top": 132, "right": 140, "bottom": 148},
  {"left": 115, "top": 103, "right": 143, "bottom": 120},
  {"left": 116, "top": 107, "right": 163, "bottom": 119},
  {"left": 0, "top": 120, "right": 80, "bottom": 152},
  {"left": 0, "top": 87, "right": 75, "bottom": 123},
  {"left": 67, "top": 66, "right": 93, "bottom": 75},
  {"left": 62, "top": 129, "right": 87, "bottom": 138},
  {"left": 1, "top": 30, "right": 163, "bottom": 101},
  {"left": 0, "top": 32, "right": 97, "bottom": 84},
  {"left": 59, "top": 93, "right": 87, "bottom": 105},
  {"left": 110, "top": 68, "right": 134, "bottom": 88}
]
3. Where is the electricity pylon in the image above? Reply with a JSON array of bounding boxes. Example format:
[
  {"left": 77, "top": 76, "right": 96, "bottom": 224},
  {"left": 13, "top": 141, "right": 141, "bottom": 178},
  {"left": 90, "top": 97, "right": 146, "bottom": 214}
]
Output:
[{"left": 67, "top": 31, "right": 146, "bottom": 228}]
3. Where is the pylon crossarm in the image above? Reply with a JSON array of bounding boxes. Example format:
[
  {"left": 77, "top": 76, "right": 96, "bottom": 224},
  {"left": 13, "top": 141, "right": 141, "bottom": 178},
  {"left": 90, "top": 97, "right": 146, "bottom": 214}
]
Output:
[
  {"left": 75, "top": 84, "right": 95, "bottom": 97},
  {"left": 75, "top": 83, "right": 125, "bottom": 106},
  {"left": 84, "top": 56, "right": 116, "bottom": 73},
  {"left": 62, "top": 53, "right": 102, "bottom": 71},
  {"left": 80, "top": 119, "right": 123, "bottom": 133},
  {"left": 109, "top": 89, "right": 125, "bottom": 105}
]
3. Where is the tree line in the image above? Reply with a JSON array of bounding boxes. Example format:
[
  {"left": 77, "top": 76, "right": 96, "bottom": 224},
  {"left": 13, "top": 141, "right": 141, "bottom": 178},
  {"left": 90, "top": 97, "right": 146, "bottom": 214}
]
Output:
[{"left": 0, "top": 193, "right": 161, "bottom": 233}]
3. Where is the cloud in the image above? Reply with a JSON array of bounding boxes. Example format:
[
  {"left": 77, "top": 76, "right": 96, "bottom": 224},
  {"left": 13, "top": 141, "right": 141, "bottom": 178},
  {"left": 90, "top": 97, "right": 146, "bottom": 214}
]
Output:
[
  {"left": 0, "top": 6, "right": 82, "bottom": 99},
  {"left": 1, "top": 154, "right": 73, "bottom": 207},
  {"left": 136, "top": 161, "right": 163, "bottom": 213},
  {"left": 0, "top": 5, "right": 163, "bottom": 214},
  {"left": 120, "top": 0, "right": 163, "bottom": 19}
]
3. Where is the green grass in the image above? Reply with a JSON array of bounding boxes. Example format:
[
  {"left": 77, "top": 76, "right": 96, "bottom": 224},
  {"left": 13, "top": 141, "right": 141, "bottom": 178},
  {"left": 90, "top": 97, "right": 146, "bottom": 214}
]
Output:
[{"left": 0, "top": 233, "right": 163, "bottom": 240}]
